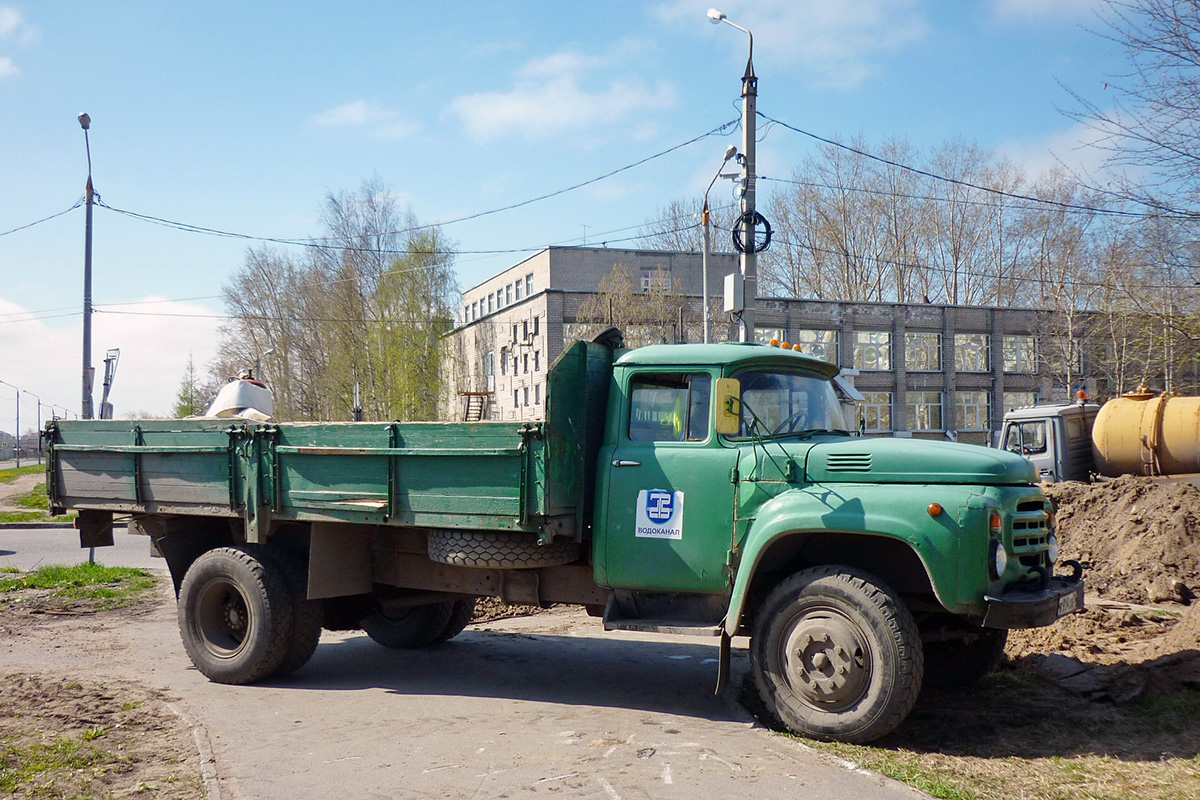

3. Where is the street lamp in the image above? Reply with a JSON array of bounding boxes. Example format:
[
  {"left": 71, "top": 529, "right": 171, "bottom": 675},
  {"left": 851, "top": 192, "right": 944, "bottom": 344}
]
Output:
[
  {"left": 79, "top": 112, "right": 96, "bottom": 419},
  {"left": 255, "top": 347, "right": 277, "bottom": 381},
  {"left": 708, "top": 8, "right": 758, "bottom": 342},
  {"left": 702, "top": 145, "right": 738, "bottom": 343}
]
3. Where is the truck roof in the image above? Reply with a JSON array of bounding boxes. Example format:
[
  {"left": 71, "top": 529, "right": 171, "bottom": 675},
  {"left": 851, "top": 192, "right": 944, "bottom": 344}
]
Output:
[
  {"left": 614, "top": 342, "right": 839, "bottom": 377},
  {"left": 1004, "top": 402, "right": 1101, "bottom": 421}
]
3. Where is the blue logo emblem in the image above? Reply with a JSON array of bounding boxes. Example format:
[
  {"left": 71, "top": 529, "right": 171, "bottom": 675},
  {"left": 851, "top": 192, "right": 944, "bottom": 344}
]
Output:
[{"left": 645, "top": 489, "right": 674, "bottom": 524}]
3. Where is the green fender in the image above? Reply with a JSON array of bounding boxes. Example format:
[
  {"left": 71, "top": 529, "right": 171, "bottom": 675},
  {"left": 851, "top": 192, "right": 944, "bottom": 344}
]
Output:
[{"left": 723, "top": 483, "right": 976, "bottom": 636}]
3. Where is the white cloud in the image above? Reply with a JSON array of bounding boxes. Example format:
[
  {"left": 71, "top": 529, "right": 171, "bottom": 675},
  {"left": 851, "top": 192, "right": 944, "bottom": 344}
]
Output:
[
  {"left": 996, "top": 120, "right": 1113, "bottom": 181},
  {"left": 307, "top": 100, "right": 418, "bottom": 140},
  {"left": 0, "top": 56, "right": 16, "bottom": 79},
  {"left": 450, "top": 48, "right": 677, "bottom": 140},
  {"left": 991, "top": 0, "right": 1103, "bottom": 23},
  {"left": 653, "top": 0, "right": 928, "bottom": 90},
  {"left": 0, "top": 6, "right": 21, "bottom": 37},
  {"left": 0, "top": 296, "right": 221, "bottom": 425}
]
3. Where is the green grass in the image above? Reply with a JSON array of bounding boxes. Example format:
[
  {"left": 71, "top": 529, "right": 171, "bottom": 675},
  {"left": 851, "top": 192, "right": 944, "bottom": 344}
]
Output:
[
  {"left": 0, "top": 464, "right": 42, "bottom": 484},
  {"left": 0, "top": 734, "right": 113, "bottom": 793},
  {"left": 0, "top": 563, "right": 157, "bottom": 610}
]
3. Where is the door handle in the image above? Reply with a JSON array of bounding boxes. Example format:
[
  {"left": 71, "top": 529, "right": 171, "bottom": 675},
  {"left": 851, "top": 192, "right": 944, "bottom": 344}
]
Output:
[{"left": 612, "top": 459, "right": 641, "bottom": 467}]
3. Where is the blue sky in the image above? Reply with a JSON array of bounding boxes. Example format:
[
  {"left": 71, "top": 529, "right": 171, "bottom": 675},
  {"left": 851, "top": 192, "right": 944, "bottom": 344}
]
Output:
[{"left": 0, "top": 0, "right": 1121, "bottom": 426}]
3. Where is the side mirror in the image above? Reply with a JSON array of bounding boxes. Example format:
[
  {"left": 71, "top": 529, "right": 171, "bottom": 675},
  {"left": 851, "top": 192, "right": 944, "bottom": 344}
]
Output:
[{"left": 714, "top": 378, "right": 741, "bottom": 435}]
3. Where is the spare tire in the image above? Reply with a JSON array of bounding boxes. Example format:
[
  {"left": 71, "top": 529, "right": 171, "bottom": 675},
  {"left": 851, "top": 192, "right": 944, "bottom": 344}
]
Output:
[{"left": 427, "top": 529, "right": 580, "bottom": 568}]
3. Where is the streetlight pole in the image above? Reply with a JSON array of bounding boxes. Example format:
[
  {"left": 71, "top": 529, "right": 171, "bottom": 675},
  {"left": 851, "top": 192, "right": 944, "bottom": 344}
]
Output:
[
  {"left": 79, "top": 112, "right": 96, "bottom": 419},
  {"left": 708, "top": 9, "right": 757, "bottom": 342},
  {"left": 702, "top": 145, "right": 738, "bottom": 344}
]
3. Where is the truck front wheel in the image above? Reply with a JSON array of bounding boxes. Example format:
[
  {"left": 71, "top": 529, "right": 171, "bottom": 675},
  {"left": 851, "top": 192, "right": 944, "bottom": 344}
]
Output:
[
  {"left": 177, "top": 546, "right": 294, "bottom": 685},
  {"left": 751, "top": 566, "right": 923, "bottom": 744}
]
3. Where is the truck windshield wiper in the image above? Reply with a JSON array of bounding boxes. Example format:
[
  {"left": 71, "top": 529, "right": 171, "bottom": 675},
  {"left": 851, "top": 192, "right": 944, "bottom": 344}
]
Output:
[{"left": 765, "top": 428, "right": 847, "bottom": 441}]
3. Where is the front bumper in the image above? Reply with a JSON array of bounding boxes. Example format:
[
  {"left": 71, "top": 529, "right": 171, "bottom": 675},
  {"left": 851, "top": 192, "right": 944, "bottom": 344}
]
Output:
[{"left": 982, "top": 565, "right": 1085, "bottom": 629}]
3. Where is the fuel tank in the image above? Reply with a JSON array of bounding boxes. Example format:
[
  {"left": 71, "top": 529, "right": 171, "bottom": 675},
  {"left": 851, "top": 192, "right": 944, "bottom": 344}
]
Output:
[{"left": 1092, "top": 389, "right": 1200, "bottom": 476}]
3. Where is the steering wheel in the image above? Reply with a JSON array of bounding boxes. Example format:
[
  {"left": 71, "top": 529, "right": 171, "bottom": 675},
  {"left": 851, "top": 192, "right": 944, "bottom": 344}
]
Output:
[{"left": 772, "top": 409, "right": 808, "bottom": 435}]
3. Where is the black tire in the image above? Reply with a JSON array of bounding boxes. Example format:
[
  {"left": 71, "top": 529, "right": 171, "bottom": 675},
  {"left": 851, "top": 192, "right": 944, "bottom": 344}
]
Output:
[
  {"left": 177, "top": 546, "right": 294, "bottom": 685},
  {"left": 258, "top": 546, "right": 323, "bottom": 678},
  {"left": 923, "top": 628, "right": 1008, "bottom": 689},
  {"left": 751, "top": 566, "right": 923, "bottom": 744},
  {"left": 434, "top": 598, "right": 477, "bottom": 643},
  {"left": 362, "top": 602, "right": 455, "bottom": 649},
  {"left": 427, "top": 530, "right": 580, "bottom": 569}
]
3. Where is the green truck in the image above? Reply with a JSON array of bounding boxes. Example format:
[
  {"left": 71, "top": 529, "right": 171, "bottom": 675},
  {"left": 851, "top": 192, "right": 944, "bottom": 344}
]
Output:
[{"left": 45, "top": 337, "right": 1083, "bottom": 743}]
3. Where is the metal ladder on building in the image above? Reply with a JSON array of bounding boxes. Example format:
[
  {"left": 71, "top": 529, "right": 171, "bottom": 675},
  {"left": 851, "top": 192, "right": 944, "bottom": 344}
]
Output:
[{"left": 460, "top": 392, "right": 491, "bottom": 422}]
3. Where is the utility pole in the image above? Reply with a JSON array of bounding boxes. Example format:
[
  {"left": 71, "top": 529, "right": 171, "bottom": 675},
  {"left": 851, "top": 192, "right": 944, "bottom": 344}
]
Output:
[
  {"left": 79, "top": 113, "right": 96, "bottom": 419},
  {"left": 709, "top": 9, "right": 758, "bottom": 342}
]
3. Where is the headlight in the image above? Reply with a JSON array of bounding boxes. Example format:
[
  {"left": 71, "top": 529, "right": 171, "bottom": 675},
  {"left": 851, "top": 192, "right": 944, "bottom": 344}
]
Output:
[
  {"left": 1046, "top": 533, "right": 1059, "bottom": 566},
  {"left": 989, "top": 538, "right": 1008, "bottom": 580}
]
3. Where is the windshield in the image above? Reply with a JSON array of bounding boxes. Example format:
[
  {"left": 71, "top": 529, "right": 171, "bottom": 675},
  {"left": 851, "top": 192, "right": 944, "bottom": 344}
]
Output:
[{"left": 730, "top": 369, "right": 847, "bottom": 439}]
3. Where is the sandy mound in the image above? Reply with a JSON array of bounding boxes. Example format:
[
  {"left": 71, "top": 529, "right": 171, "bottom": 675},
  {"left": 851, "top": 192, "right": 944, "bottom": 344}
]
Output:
[{"left": 1046, "top": 476, "right": 1200, "bottom": 604}]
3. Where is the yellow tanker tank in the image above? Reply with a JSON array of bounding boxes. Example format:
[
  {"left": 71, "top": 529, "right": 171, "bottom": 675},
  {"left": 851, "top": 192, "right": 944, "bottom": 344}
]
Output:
[{"left": 1092, "top": 389, "right": 1200, "bottom": 476}]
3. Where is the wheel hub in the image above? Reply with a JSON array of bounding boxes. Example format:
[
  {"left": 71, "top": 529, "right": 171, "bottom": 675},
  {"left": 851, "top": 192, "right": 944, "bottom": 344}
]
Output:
[{"left": 784, "top": 611, "right": 871, "bottom": 710}]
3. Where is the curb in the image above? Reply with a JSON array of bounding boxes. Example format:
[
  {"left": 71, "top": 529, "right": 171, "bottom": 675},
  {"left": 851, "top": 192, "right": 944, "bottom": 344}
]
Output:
[
  {"left": 166, "top": 702, "right": 223, "bottom": 800},
  {"left": 0, "top": 522, "right": 77, "bottom": 529}
]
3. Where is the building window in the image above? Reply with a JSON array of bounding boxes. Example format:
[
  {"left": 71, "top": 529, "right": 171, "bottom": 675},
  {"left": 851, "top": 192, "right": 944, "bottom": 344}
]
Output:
[
  {"left": 487, "top": 295, "right": 494, "bottom": 314},
  {"left": 497, "top": 289, "right": 505, "bottom": 309},
  {"left": 1003, "top": 335, "right": 1036, "bottom": 372},
  {"left": 523, "top": 354, "right": 529, "bottom": 373},
  {"left": 512, "top": 324, "right": 519, "bottom": 341},
  {"left": 955, "top": 391, "right": 990, "bottom": 431},
  {"left": 955, "top": 333, "right": 990, "bottom": 372},
  {"left": 463, "top": 304, "right": 469, "bottom": 323},
  {"left": 853, "top": 331, "right": 891, "bottom": 370},
  {"left": 905, "top": 332, "right": 941, "bottom": 371},
  {"left": 513, "top": 389, "right": 519, "bottom": 407},
  {"left": 472, "top": 301, "right": 479, "bottom": 320},
  {"left": 499, "top": 347, "right": 507, "bottom": 375},
  {"left": 1003, "top": 391, "right": 1037, "bottom": 414},
  {"left": 534, "top": 384, "right": 540, "bottom": 404},
  {"left": 533, "top": 351, "right": 540, "bottom": 371},
  {"left": 522, "top": 320, "right": 529, "bottom": 340},
  {"left": 532, "top": 315, "right": 539, "bottom": 336},
  {"left": 512, "top": 355, "right": 519, "bottom": 374},
  {"left": 861, "top": 392, "right": 892, "bottom": 432},
  {"left": 524, "top": 387, "right": 530, "bottom": 406},
  {"left": 754, "top": 328, "right": 786, "bottom": 345},
  {"left": 906, "top": 391, "right": 943, "bottom": 431},
  {"left": 796, "top": 330, "right": 838, "bottom": 363},
  {"left": 525, "top": 273, "right": 534, "bottom": 295},
  {"left": 515, "top": 281, "right": 522, "bottom": 301},
  {"left": 506, "top": 284, "right": 513, "bottom": 305}
]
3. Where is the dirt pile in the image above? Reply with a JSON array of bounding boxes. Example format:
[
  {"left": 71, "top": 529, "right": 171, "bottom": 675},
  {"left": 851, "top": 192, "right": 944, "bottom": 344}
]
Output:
[
  {"left": 1004, "top": 477, "right": 1200, "bottom": 700},
  {"left": 1046, "top": 476, "right": 1200, "bottom": 604}
]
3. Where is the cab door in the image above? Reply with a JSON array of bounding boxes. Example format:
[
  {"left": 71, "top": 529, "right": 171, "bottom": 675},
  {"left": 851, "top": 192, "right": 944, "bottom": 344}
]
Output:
[{"left": 597, "top": 370, "right": 738, "bottom": 593}]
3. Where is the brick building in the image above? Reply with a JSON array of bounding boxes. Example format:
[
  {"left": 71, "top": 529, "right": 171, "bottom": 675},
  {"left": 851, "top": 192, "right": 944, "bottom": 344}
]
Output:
[{"left": 443, "top": 246, "right": 1067, "bottom": 443}]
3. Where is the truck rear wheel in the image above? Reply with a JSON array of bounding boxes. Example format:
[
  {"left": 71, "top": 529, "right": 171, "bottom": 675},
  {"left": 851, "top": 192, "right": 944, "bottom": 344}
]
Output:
[
  {"left": 362, "top": 602, "right": 455, "bottom": 648},
  {"left": 177, "top": 546, "right": 294, "bottom": 685},
  {"left": 427, "top": 530, "right": 580, "bottom": 569},
  {"left": 434, "top": 598, "right": 477, "bottom": 643},
  {"left": 258, "top": 546, "right": 323, "bottom": 678},
  {"left": 751, "top": 566, "right": 923, "bottom": 744}
]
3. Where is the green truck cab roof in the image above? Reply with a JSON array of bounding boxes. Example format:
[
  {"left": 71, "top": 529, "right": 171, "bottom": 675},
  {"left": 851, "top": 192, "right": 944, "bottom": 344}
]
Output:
[{"left": 614, "top": 342, "right": 840, "bottom": 378}]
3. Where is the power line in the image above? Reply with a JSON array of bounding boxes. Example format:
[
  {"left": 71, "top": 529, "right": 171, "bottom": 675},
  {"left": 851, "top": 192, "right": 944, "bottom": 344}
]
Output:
[
  {"left": 758, "top": 111, "right": 1197, "bottom": 221},
  {"left": 0, "top": 201, "right": 83, "bottom": 238},
  {"left": 94, "top": 119, "right": 740, "bottom": 252}
]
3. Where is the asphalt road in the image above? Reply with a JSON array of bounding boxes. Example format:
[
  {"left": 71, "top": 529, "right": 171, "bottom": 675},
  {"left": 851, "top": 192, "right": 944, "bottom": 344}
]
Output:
[
  {"left": 1, "top": 527, "right": 928, "bottom": 800},
  {"left": 0, "top": 524, "right": 161, "bottom": 572}
]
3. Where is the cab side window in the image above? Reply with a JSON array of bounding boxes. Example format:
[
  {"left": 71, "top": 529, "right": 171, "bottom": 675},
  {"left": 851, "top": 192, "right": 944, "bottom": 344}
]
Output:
[
  {"left": 1004, "top": 421, "right": 1047, "bottom": 455},
  {"left": 629, "top": 373, "right": 712, "bottom": 442}
]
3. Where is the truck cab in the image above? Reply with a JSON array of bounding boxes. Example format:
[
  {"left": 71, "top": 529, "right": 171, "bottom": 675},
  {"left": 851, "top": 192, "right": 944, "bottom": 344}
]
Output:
[{"left": 999, "top": 402, "right": 1100, "bottom": 482}]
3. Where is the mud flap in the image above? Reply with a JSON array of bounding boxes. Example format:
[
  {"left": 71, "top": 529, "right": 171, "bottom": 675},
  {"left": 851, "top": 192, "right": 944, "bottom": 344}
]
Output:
[
  {"left": 75, "top": 509, "right": 114, "bottom": 549},
  {"left": 714, "top": 630, "right": 731, "bottom": 695}
]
